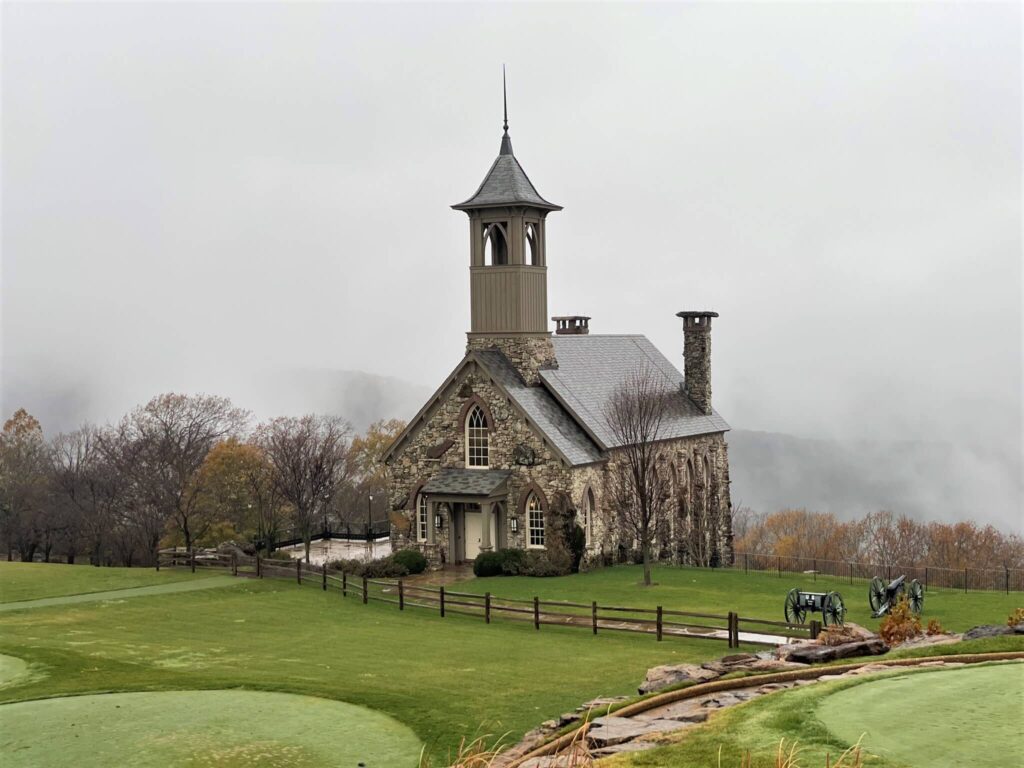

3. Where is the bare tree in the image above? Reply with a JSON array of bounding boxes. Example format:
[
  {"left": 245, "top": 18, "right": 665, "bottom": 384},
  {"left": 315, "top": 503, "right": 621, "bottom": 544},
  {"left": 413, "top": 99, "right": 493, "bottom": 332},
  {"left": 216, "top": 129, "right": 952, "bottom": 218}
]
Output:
[
  {"left": 602, "top": 365, "right": 672, "bottom": 586},
  {"left": 258, "top": 415, "right": 352, "bottom": 562},
  {"left": 101, "top": 394, "right": 248, "bottom": 554}
]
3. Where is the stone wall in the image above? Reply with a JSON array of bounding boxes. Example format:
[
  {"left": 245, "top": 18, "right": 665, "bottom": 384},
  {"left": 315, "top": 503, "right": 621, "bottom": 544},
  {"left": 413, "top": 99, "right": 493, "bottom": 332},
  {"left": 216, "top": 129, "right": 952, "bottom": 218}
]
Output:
[
  {"left": 466, "top": 335, "right": 557, "bottom": 385},
  {"left": 387, "top": 357, "right": 576, "bottom": 565},
  {"left": 682, "top": 322, "right": 712, "bottom": 415}
]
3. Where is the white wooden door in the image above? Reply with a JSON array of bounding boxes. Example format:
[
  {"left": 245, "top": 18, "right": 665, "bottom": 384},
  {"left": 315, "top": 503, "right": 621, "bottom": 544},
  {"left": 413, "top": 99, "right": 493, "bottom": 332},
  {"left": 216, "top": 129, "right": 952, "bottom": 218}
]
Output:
[{"left": 464, "top": 511, "right": 482, "bottom": 560}]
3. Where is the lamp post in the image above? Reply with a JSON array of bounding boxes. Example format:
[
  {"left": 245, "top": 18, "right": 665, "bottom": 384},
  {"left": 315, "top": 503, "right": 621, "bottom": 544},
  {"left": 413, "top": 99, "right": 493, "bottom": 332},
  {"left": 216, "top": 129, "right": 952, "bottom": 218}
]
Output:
[
  {"left": 367, "top": 494, "right": 374, "bottom": 560},
  {"left": 323, "top": 493, "right": 331, "bottom": 538}
]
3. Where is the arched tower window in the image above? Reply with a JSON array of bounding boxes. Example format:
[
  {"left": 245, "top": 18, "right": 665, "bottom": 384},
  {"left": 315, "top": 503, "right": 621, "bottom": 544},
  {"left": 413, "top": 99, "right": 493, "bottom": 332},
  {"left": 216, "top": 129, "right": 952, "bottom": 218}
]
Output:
[
  {"left": 465, "top": 404, "right": 490, "bottom": 468},
  {"left": 526, "top": 493, "right": 545, "bottom": 548},
  {"left": 482, "top": 223, "right": 509, "bottom": 266},
  {"left": 416, "top": 493, "right": 428, "bottom": 542},
  {"left": 525, "top": 222, "right": 539, "bottom": 266}
]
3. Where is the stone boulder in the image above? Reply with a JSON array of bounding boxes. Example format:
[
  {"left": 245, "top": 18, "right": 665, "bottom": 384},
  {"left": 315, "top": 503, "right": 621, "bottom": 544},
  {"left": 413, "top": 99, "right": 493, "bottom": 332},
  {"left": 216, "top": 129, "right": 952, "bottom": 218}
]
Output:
[
  {"left": 818, "top": 622, "right": 876, "bottom": 645},
  {"left": 963, "top": 624, "right": 1019, "bottom": 640},
  {"left": 787, "top": 638, "right": 889, "bottom": 664},
  {"left": 638, "top": 663, "right": 719, "bottom": 695}
]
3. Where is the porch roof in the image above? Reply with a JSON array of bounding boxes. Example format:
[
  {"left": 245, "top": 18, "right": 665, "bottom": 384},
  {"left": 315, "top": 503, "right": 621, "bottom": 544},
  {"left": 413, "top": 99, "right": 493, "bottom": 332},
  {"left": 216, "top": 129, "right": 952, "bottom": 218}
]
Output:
[{"left": 421, "top": 468, "right": 512, "bottom": 497}]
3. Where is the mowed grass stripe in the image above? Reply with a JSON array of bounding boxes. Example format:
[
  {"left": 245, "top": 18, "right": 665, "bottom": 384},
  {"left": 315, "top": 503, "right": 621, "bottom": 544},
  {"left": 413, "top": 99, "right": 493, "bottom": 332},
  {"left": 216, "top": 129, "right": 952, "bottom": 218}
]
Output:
[
  {"left": 0, "top": 576, "right": 244, "bottom": 613},
  {"left": 0, "top": 562, "right": 204, "bottom": 604}
]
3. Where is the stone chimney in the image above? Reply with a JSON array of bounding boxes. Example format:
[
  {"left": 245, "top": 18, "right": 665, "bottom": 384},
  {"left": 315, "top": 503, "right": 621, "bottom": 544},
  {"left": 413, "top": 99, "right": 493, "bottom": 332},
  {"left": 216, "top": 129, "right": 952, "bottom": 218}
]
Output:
[
  {"left": 552, "top": 315, "right": 591, "bottom": 335},
  {"left": 676, "top": 311, "right": 718, "bottom": 414}
]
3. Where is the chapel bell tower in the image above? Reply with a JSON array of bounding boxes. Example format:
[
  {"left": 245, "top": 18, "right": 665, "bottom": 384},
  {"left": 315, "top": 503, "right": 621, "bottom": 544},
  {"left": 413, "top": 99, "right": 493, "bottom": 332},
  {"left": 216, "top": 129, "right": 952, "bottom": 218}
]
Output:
[{"left": 452, "top": 73, "right": 562, "bottom": 346}]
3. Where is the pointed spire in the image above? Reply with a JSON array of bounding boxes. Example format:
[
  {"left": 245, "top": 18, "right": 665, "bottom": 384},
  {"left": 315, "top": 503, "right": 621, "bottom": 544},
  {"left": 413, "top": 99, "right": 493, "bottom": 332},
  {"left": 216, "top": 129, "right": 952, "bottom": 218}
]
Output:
[{"left": 500, "top": 65, "right": 513, "bottom": 156}]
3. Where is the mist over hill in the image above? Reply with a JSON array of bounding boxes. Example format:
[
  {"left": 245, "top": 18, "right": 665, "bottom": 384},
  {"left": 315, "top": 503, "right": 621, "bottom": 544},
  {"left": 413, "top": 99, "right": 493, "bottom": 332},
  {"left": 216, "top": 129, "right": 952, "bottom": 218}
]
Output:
[{"left": 727, "top": 429, "right": 1020, "bottom": 530}]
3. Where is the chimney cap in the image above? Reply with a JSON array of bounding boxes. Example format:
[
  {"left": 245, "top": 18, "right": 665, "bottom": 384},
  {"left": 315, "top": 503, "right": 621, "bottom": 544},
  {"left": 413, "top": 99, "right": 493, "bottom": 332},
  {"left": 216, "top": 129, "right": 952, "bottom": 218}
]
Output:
[
  {"left": 552, "top": 315, "right": 591, "bottom": 335},
  {"left": 676, "top": 311, "right": 719, "bottom": 319}
]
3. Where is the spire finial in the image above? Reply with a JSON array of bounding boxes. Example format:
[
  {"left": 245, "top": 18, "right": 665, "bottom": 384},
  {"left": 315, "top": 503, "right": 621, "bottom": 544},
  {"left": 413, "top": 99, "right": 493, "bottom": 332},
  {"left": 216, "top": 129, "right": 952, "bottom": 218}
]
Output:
[
  {"left": 499, "top": 65, "right": 513, "bottom": 155},
  {"left": 502, "top": 64, "right": 509, "bottom": 133}
]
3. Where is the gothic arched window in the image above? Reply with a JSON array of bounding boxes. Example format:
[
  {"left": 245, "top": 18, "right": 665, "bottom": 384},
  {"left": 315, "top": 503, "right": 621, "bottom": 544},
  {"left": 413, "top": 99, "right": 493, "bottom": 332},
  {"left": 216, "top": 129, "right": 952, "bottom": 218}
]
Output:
[
  {"left": 525, "top": 222, "right": 539, "bottom": 266},
  {"left": 416, "top": 493, "right": 428, "bottom": 542},
  {"left": 482, "top": 222, "right": 509, "bottom": 266},
  {"left": 465, "top": 404, "right": 489, "bottom": 468},
  {"left": 526, "top": 493, "right": 545, "bottom": 548},
  {"left": 583, "top": 487, "right": 596, "bottom": 547}
]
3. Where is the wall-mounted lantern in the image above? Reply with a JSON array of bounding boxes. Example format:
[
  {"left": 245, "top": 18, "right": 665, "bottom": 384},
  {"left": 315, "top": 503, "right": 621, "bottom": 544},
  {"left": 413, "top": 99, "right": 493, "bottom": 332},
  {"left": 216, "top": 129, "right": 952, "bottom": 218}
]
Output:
[
  {"left": 435, "top": 514, "right": 444, "bottom": 530},
  {"left": 509, "top": 517, "right": 519, "bottom": 533}
]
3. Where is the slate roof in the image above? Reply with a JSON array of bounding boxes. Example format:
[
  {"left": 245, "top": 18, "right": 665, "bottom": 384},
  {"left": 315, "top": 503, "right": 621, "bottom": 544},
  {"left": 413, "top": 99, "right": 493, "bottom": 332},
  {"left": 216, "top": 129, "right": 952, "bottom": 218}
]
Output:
[
  {"left": 421, "top": 468, "right": 512, "bottom": 497},
  {"left": 540, "top": 335, "right": 731, "bottom": 450},
  {"left": 452, "top": 132, "right": 562, "bottom": 212},
  {"left": 474, "top": 350, "right": 604, "bottom": 466}
]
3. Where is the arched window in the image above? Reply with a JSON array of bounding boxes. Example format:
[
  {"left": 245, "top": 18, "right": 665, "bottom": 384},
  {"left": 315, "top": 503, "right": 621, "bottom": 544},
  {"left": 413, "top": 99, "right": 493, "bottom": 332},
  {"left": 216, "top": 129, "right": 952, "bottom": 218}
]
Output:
[
  {"left": 416, "top": 493, "right": 428, "bottom": 542},
  {"left": 525, "top": 222, "right": 539, "bottom": 266},
  {"left": 703, "top": 455, "right": 713, "bottom": 514},
  {"left": 482, "top": 223, "right": 509, "bottom": 266},
  {"left": 583, "top": 487, "right": 596, "bottom": 547},
  {"left": 465, "top": 404, "right": 489, "bottom": 468},
  {"left": 526, "top": 493, "right": 545, "bottom": 548}
]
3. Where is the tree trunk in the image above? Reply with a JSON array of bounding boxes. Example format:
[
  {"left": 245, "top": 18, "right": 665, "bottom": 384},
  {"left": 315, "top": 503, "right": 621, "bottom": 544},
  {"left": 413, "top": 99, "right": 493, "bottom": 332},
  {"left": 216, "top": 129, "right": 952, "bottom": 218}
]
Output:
[
  {"left": 642, "top": 543, "right": 652, "bottom": 586},
  {"left": 304, "top": 537, "right": 311, "bottom": 564}
]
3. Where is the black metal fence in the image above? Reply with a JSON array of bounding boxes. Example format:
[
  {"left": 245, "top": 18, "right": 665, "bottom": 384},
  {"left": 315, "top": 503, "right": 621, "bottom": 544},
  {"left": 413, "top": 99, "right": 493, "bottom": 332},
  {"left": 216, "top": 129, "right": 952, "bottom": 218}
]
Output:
[{"left": 732, "top": 551, "right": 1024, "bottom": 593}]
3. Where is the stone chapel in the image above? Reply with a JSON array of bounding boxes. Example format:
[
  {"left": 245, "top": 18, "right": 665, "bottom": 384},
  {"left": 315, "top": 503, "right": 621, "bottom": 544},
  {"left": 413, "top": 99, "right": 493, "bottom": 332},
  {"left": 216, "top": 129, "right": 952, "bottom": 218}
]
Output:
[{"left": 384, "top": 108, "right": 733, "bottom": 569}]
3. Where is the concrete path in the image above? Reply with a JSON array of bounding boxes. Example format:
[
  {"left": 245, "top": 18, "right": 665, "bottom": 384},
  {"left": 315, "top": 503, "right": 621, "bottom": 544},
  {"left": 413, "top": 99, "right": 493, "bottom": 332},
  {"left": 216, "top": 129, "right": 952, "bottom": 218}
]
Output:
[{"left": 0, "top": 576, "right": 244, "bottom": 613}]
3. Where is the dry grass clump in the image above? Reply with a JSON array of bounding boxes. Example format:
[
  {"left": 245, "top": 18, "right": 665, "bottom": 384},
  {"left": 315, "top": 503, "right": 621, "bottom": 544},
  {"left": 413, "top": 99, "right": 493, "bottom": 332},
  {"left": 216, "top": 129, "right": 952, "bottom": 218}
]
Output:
[
  {"left": 1007, "top": 607, "right": 1024, "bottom": 628},
  {"left": 729, "top": 737, "right": 864, "bottom": 768}
]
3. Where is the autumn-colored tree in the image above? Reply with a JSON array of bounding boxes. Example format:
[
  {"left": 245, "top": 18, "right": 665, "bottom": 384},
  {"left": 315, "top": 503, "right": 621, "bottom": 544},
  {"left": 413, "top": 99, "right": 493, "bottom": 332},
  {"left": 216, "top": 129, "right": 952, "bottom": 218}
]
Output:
[
  {"left": 0, "top": 410, "right": 51, "bottom": 561},
  {"left": 194, "top": 438, "right": 289, "bottom": 552},
  {"left": 340, "top": 419, "right": 406, "bottom": 530}
]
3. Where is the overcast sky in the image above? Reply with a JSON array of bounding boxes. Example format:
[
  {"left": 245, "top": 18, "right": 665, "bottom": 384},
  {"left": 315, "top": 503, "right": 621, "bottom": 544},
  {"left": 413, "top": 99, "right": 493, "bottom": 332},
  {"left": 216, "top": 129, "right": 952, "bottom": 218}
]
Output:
[{"left": 2, "top": 3, "right": 1021, "bottom": 526}]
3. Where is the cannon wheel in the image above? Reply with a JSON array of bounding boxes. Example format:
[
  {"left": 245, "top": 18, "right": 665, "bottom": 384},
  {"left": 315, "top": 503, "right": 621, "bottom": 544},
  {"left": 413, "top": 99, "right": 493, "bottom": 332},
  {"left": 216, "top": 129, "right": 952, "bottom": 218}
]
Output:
[
  {"left": 784, "top": 588, "right": 806, "bottom": 624},
  {"left": 869, "top": 576, "right": 886, "bottom": 614},
  {"left": 908, "top": 579, "right": 924, "bottom": 614},
  {"left": 823, "top": 591, "right": 846, "bottom": 626}
]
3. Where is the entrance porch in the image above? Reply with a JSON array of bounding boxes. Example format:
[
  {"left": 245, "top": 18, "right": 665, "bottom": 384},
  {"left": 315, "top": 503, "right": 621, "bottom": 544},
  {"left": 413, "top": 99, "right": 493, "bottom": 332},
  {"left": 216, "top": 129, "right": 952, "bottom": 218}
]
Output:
[{"left": 421, "top": 469, "right": 512, "bottom": 564}]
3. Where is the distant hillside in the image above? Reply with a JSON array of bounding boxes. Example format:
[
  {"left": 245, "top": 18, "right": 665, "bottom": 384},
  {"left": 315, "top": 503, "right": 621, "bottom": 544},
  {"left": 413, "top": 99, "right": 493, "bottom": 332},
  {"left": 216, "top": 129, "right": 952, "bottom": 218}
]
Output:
[
  {"left": 727, "top": 429, "right": 1019, "bottom": 528},
  {"left": 237, "top": 368, "right": 432, "bottom": 432}
]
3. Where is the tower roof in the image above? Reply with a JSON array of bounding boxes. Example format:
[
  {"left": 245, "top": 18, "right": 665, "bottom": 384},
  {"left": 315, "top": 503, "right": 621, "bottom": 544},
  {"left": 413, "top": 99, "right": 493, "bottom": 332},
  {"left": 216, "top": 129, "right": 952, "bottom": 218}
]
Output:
[
  {"left": 452, "top": 136, "right": 562, "bottom": 212},
  {"left": 452, "top": 72, "right": 561, "bottom": 212}
]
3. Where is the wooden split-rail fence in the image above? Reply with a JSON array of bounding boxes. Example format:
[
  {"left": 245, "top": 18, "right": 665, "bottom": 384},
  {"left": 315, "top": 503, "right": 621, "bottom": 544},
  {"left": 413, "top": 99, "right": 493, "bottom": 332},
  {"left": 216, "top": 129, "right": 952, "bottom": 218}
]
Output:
[{"left": 157, "top": 549, "right": 820, "bottom": 649}]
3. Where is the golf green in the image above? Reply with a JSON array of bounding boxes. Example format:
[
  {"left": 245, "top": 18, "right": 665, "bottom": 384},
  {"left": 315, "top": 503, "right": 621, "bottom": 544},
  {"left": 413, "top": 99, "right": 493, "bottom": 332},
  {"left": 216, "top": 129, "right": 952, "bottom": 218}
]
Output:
[
  {"left": 0, "top": 690, "right": 422, "bottom": 767},
  {"left": 817, "top": 663, "right": 1024, "bottom": 767}
]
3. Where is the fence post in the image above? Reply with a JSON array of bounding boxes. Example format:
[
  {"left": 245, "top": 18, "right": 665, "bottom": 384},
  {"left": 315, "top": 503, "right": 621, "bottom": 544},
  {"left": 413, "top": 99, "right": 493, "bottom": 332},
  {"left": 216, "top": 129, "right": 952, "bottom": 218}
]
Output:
[
  {"left": 813, "top": 559, "right": 816, "bottom": 581},
  {"left": 297, "top": 559, "right": 302, "bottom": 585},
  {"left": 156, "top": 552, "right": 160, "bottom": 572},
  {"left": 362, "top": 576, "right": 368, "bottom": 604},
  {"left": 485, "top": 592, "right": 491, "bottom": 624},
  {"left": 256, "top": 554, "right": 261, "bottom": 578},
  {"left": 924, "top": 566, "right": 928, "bottom": 592},
  {"left": 1006, "top": 567, "right": 1010, "bottom": 595},
  {"left": 656, "top": 606, "right": 663, "bottom": 642},
  {"left": 849, "top": 562, "right": 853, "bottom": 585},
  {"left": 592, "top": 601, "right": 598, "bottom": 635},
  {"left": 964, "top": 568, "right": 968, "bottom": 594},
  {"left": 744, "top": 553, "right": 748, "bottom": 575},
  {"left": 398, "top": 579, "right": 405, "bottom": 610},
  {"left": 321, "top": 564, "right": 327, "bottom": 591},
  {"left": 190, "top": 550, "right": 196, "bottom": 573},
  {"left": 533, "top": 597, "right": 540, "bottom": 630},
  {"left": 232, "top": 553, "right": 237, "bottom": 576},
  {"left": 810, "top": 620, "right": 821, "bottom": 640},
  {"left": 440, "top": 586, "right": 446, "bottom": 617},
  {"left": 342, "top": 571, "right": 347, "bottom": 597},
  {"left": 778, "top": 555, "right": 781, "bottom": 578}
]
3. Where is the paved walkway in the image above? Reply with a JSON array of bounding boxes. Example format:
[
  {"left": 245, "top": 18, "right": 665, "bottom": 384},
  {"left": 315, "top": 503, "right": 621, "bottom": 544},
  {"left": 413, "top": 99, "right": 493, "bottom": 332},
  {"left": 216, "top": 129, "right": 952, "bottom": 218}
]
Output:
[{"left": 0, "top": 576, "right": 243, "bottom": 613}]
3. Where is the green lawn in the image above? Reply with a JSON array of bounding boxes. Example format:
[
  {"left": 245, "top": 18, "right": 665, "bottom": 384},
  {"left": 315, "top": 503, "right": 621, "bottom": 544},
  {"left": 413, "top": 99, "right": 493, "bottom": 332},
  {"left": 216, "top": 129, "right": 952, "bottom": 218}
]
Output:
[
  {"left": 0, "top": 563, "right": 740, "bottom": 763},
  {"left": 0, "top": 561, "right": 202, "bottom": 603},
  {"left": 461, "top": 564, "right": 1023, "bottom": 633},
  {"left": 604, "top": 661, "right": 1024, "bottom": 767},
  {"left": 0, "top": 562, "right": 1019, "bottom": 766}
]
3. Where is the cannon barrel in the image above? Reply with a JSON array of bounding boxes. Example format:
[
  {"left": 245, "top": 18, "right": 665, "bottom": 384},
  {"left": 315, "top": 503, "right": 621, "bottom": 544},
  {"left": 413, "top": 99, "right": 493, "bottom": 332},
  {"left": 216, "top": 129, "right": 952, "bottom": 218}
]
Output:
[{"left": 886, "top": 574, "right": 906, "bottom": 592}]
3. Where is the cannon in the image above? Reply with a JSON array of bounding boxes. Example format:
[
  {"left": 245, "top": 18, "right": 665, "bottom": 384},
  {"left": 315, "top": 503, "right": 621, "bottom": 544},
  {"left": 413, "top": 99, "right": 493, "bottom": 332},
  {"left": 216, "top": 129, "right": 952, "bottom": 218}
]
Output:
[
  {"left": 869, "top": 574, "right": 924, "bottom": 617},
  {"left": 784, "top": 588, "right": 846, "bottom": 626}
]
